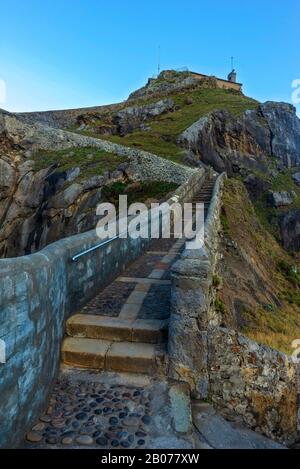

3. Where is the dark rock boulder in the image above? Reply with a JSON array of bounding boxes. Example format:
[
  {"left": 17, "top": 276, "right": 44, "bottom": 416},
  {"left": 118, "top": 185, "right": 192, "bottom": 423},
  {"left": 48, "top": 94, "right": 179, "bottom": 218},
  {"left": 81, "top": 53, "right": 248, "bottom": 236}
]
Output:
[
  {"left": 113, "top": 99, "right": 174, "bottom": 136},
  {"left": 243, "top": 173, "right": 271, "bottom": 200},
  {"left": 292, "top": 172, "right": 300, "bottom": 186},
  {"left": 280, "top": 209, "right": 300, "bottom": 251}
]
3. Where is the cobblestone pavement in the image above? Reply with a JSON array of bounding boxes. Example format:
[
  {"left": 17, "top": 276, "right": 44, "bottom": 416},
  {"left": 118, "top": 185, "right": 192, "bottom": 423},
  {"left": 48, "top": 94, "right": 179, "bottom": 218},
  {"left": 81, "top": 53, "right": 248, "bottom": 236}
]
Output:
[
  {"left": 24, "top": 371, "right": 194, "bottom": 449},
  {"left": 25, "top": 377, "right": 152, "bottom": 448}
]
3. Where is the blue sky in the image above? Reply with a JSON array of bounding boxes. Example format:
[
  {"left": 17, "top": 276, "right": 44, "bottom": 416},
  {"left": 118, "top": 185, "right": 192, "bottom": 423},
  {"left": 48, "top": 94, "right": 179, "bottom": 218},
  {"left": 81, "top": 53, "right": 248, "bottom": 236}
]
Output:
[{"left": 1, "top": 0, "right": 299, "bottom": 112}]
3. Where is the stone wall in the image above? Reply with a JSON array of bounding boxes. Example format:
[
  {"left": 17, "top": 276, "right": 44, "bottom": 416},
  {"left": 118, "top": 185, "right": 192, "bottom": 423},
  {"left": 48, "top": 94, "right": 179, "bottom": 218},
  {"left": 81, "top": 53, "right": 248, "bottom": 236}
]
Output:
[
  {"left": 190, "top": 73, "right": 242, "bottom": 92},
  {"left": 169, "top": 172, "right": 300, "bottom": 445},
  {"left": 169, "top": 172, "right": 225, "bottom": 396},
  {"left": 208, "top": 327, "right": 298, "bottom": 445},
  {"left": 1, "top": 111, "right": 195, "bottom": 185},
  {"left": 0, "top": 167, "right": 205, "bottom": 448}
]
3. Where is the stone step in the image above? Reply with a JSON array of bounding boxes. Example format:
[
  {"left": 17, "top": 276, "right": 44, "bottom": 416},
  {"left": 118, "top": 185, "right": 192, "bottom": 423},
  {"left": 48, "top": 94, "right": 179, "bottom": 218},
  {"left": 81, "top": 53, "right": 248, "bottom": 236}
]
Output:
[
  {"left": 66, "top": 314, "right": 168, "bottom": 344},
  {"left": 61, "top": 337, "right": 167, "bottom": 374}
]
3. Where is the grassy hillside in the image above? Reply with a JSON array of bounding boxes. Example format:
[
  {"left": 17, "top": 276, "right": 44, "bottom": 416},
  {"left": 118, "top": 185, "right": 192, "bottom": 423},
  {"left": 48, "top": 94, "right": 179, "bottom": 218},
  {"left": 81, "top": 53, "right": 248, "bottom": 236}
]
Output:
[
  {"left": 253, "top": 167, "right": 300, "bottom": 241},
  {"left": 218, "top": 178, "right": 300, "bottom": 354},
  {"left": 73, "top": 87, "right": 258, "bottom": 164},
  {"left": 32, "top": 146, "right": 123, "bottom": 181}
]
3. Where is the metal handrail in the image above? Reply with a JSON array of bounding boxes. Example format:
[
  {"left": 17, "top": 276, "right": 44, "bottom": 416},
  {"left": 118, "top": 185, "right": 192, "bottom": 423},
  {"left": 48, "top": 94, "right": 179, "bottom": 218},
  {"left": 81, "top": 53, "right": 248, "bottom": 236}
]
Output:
[
  {"left": 71, "top": 204, "right": 166, "bottom": 262},
  {"left": 71, "top": 232, "right": 124, "bottom": 262},
  {"left": 71, "top": 171, "right": 207, "bottom": 263}
]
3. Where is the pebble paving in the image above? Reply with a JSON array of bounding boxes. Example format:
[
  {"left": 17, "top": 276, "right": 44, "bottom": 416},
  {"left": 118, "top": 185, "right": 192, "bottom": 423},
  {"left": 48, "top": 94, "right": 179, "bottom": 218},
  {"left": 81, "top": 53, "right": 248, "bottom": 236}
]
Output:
[{"left": 25, "top": 378, "right": 152, "bottom": 448}]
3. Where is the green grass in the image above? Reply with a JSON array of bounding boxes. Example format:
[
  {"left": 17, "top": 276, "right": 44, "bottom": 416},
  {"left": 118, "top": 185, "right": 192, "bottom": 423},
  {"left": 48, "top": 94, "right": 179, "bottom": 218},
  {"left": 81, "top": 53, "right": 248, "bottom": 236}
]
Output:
[
  {"left": 221, "top": 178, "right": 300, "bottom": 354},
  {"left": 215, "top": 296, "right": 227, "bottom": 315},
  {"left": 253, "top": 167, "right": 300, "bottom": 241},
  {"left": 32, "top": 146, "right": 124, "bottom": 182},
  {"left": 102, "top": 180, "right": 178, "bottom": 206},
  {"left": 72, "top": 88, "right": 258, "bottom": 164}
]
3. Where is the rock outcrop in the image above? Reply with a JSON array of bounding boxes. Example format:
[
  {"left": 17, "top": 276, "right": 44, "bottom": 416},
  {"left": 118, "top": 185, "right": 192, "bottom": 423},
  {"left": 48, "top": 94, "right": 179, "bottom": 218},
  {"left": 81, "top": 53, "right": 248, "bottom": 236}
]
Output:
[
  {"left": 0, "top": 110, "right": 194, "bottom": 257},
  {"left": 268, "top": 191, "right": 295, "bottom": 208},
  {"left": 113, "top": 99, "right": 175, "bottom": 136},
  {"left": 280, "top": 209, "right": 300, "bottom": 251},
  {"left": 178, "top": 102, "right": 300, "bottom": 174},
  {"left": 128, "top": 70, "right": 202, "bottom": 101}
]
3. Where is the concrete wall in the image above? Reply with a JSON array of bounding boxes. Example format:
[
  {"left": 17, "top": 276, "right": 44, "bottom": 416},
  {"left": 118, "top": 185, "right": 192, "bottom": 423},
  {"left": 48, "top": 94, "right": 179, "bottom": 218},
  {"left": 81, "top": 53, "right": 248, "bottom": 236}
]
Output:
[
  {"left": 169, "top": 172, "right": 299, "bottom": 445},
  {"left": 0, "top": 168, "right": 205, "bottom": 448}
]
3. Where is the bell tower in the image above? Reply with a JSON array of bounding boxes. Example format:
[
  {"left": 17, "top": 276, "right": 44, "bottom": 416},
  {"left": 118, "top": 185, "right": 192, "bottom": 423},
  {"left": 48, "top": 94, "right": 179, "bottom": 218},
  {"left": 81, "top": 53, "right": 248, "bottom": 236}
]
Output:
[
  {"left": 227, "top": 56, "right": 237, "bottom": 83},
  {"left": 228, "top": 69, "right": 237, "bottom": 83}
]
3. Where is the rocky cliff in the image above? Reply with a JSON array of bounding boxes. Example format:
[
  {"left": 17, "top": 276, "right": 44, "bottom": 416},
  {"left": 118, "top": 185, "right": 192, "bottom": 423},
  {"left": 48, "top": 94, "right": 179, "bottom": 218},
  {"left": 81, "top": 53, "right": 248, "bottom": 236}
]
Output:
[
  {"left": 178, "top": 102, "right": 300, "bottom": 174},
  {"left": 1, "top": 70, "right": 300, "bottom": 257},
  {"left": 0, "top": 109, "right": 192, "bottom": 257}
]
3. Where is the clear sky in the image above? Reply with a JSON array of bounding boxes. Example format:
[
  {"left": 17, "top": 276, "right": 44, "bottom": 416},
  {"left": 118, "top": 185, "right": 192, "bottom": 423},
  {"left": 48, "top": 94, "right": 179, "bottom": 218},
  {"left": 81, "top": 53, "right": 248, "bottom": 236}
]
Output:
[{"left": 1, "top": 0, "right": 299, "bottom": 112}]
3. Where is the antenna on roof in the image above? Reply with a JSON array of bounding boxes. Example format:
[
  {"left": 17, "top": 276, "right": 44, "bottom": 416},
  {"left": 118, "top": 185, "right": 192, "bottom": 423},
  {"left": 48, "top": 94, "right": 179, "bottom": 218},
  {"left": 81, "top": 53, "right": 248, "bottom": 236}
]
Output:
[
  {"left": 158, "top": 45, "right": 161, "bottom": 76},
  {"left": 231, "top": 56, "right": 234, "bottom": 71}
]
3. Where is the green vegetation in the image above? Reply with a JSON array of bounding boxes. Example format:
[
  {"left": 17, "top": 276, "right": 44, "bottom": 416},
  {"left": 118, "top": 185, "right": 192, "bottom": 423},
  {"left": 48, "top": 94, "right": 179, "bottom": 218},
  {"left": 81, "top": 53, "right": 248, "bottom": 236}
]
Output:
[
  {"left": 32, "top": 146, "right": 123, "bottom": 182},
  {"left": 215, "top": 296, "right": 227, "bottom": 315},
  {"left": 102, "top": 180, "right": 178, "bottom": 207},
  {"left": 253, "top": 167, "right": 300, "bottom": 241},
  {"left": 212, "top": 273, "right": 222, "bottom": 288},
  {"left": 278, "top": 260, "right": 300, "bottom": 287},
  {"left": 220, "top": 207, "right": 230, "bottom": 237},
  {"left": 105, "top": 89, "right": 258, "bottom": 163},
  {"left": 220, "top": 178, "right": 300, "bottom": 354},
  {"left": 72, "top": 88, "right": 258, "bottom": 164}
]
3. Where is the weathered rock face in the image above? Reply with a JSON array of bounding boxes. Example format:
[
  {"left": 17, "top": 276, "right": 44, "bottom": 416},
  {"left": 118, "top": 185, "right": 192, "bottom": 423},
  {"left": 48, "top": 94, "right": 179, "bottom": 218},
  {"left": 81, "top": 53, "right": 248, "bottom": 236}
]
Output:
[
  {"left": 178, "top": 102, "right": 300, "bottom": 174},
  {"left": 0, "top": 110, "right": 194, "bottom": 257},
  {"left": 243, "top": 173, "right": 271, "bottom": 200},
  {"left": 280, "top": 209, "right": 300, "bottom": 251},
  {"left": 178, "top": 109, "right": 271, "bottom": 175},
  {"left": 260, "top": 102, "right": 300, "bottom": 167},
  {"left": 0, "top": 155, "right": 118, "bottom": 258},
  {"left": 128, "top": 70, "right": 202, "bottom": 101},
  {"left": 292, "top": 172, "right": 300, "bottom": 186},
  {"left": 113, "top": 99, "right": 175, "bottom": 136}
]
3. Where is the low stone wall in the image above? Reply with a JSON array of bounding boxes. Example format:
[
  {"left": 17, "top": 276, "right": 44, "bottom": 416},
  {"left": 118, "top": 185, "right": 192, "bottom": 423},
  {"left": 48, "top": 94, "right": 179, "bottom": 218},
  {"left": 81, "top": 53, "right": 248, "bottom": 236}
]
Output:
[
  {"left": 169, "top": 173, "right": 226, "bottom": 395},
  {"left": 208, "top": 327, "right": 298, "bottom": 445},
  {"left": 0, "top": 167, "right": 205, "bottom": 448},
  {"left": 2, "top": 112, "right": 195, "bottom": 185},
  {"left": 169, "top": 172, "right": 300, "bottom": 445}
]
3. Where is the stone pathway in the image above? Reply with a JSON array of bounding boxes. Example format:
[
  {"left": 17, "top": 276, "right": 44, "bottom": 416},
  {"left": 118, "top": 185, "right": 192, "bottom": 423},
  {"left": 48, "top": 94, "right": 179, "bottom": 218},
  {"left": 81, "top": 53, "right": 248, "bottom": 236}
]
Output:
[
  {"left": 61, "top": 235, "right": 185, "bottom": 374},
  {"left": 24, "top": 370, "right": 195, "bottom": 449},
  {"left": 24, "top": 177, "right": 218, "bottom": 449}
]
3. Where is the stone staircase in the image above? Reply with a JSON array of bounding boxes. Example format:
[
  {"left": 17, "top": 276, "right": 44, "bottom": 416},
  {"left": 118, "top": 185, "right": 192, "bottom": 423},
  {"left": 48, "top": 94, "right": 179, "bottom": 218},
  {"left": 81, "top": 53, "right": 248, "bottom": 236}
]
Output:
[
  {"left": 62, "top": 316, "right": 168, "bottom": 374},
  {"left": 61, "top": 176, "right": 217, "bottom": 376},
  {"left": 192, "top": 177, "right": 216, "bottom": 219}
]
